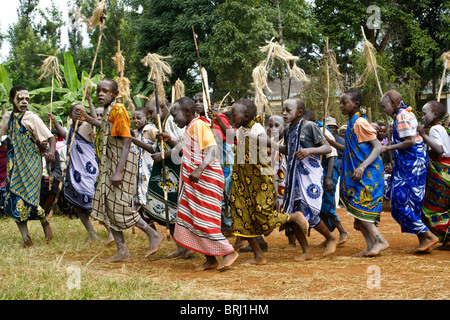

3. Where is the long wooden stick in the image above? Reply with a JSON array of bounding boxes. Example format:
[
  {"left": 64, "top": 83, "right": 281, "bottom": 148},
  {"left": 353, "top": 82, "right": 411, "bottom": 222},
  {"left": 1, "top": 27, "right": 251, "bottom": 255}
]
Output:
[{"left": 192, "top": 27, "right": 214, "bottom": 125}]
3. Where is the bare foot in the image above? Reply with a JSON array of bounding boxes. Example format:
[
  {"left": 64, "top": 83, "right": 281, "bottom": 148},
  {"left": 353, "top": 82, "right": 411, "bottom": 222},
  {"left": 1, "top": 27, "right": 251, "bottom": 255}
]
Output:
[
  {"left": 415, "top": 233, "right": 439, "bottom": 253},
  {"left": 104, "top": 237, "right": 115, "bottom": 246},
  {"left": 364, "top": 241, "right": 389, "bottom": 257},
  {"left": 166, "top": 247, "right": 188, "bottom": 259},
  {"left": 338, "top": 232, "right": 349, "bottom": 245},
  {"left": 435, "top": 243, "right": 450, "bottom": 251},
  {"left": 183, "top": 250, "right": 195, "bottom": 258},
  {"left": 294, "top": 252, "right": 313, "bottom": 261},
  {"left": 21, "top": 236, "right": 33, "bottom": 248},
  {"left": 195, "top": 259, "right": 219, "bottom": 271},
  {"left": 102, "top": 253, "right": 132, "bottom": 263},
  {"left": 353, "top": 249, "right": 369, "bottom": 257},
  {"left": 245, "top": 257, "right": 267, "bottom": 265},
  {"left": 145, "top": 232, "right": 164, "bottom": 258},
  {"left": 323, "top": 236, "right": 337, "bottom": 257},
  {"left": 217, "top": 251, "right": 239, "bottom": 271}
]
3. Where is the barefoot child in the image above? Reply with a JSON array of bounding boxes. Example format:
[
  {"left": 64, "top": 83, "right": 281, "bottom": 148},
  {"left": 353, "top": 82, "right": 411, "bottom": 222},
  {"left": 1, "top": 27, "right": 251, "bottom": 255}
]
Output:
[
  {"left": 328, "top": 90, "right": 388, "bottom": 257},
  {"left": 78, "top": 79, "right": 164, "bottom": 262},
  {"left": 158, "top": 97, "right": 238, "bottom": 271},
  {"left": 380, "top": 90, "right": 438, "bottom": 253},
  {"left": 213, "top": 99, "right": 306, "bottom": 265},
  {"left": 303, "top": 110, "right": 349, "bottom": 245},
  {"left": 417, "top": 101, "right": 449, "bottom": 250},
  {"left": 49, "top": 103, "right": 100, "bottom": 242},
  {"left": 131, "top": 107, "right": 157, "bottom": 212},
  {"left": 0, "top": 85, "right": 56, "bottom": 247},
  {"left": 275, "top": 100, "right": 336, "bottom": 260}
]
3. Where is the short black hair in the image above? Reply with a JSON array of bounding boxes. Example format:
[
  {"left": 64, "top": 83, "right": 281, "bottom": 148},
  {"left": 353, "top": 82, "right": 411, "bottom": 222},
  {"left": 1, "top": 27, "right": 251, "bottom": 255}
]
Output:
[
  {"left": 10, "top": 85, "right": 27, "bottom": 99},
  {"left": 344, "top": 89, "right": 363, "bottom": 106},
  {"left": 234, "top": 99, "right": 257, "bottom": 119},
  {"left": 303, "top": 109, "right": 315, "bottom": 121},
  {"left": 98, "top": 79, "right": 118, "bottom": 92},
  {"left": 427, "top": 101, "right": 446, "bottom": 119},
  {"left": 175, "top": 97, "right": 196, "bottom": 114}
]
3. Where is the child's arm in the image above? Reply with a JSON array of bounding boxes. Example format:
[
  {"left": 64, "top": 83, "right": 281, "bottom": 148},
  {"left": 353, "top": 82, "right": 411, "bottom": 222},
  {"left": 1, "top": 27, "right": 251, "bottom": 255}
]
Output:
[
  {"left": 209, "top": 110, "right": 236, "bottom": 144},
  {"left": 111, "top": 136, "right": 131, "bottom": 187},
  {"left": 381, "top": 135, "right": 415, "bottom": 153},
  {"left": 45, "top": 135, "right": 56, "bottom": 163},
  {"left": 324, "top": 156, "right": 335, "bottom": 192},
  {"left": 417, "top": 125, "right": 444, "bottom": 156},
  {"left": 86, "top": 89, "right": 98, "bottom": 120},
  {"left": 189, "top": 145, "right": 217, "bottom": 183},
  {"left": 131, "top": 136, "right": 155, "bottom": 154},
  {"left": 75, "top": 106, "right": 101, "bottom": 128},
  {"left": 294, "top": 140, "right": 332, "bottom": 161},
  {"left": 325, "top": 134, "right": 345, "bottom": 152},
  {"left": 242, "top": 129, "right": 288, "bottom": 154},
  {"left": 352, "top": 138, "right": 382, "bottom": 181},
  {"left": 48, "top": 113, "right": 68, "bottom": 140}
]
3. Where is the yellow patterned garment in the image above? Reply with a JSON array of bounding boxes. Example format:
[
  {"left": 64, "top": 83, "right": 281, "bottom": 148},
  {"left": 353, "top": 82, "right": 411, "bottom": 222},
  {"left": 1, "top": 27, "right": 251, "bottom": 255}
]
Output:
[
  {"left": 109, "top": 103, "right": 131, "bottom": 138},
  {"left": 229, "top": 121, "right": 290, "bottom": 237}
]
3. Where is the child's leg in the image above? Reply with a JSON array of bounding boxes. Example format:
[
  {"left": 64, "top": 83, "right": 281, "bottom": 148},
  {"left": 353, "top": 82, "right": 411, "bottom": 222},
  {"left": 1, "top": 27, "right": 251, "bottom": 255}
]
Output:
[
  {"left": 16, "top": 221, "right": 33, "bottom": 248},
  {"left": 330, "top": 219, "right": 349, "bottom": 244},
  {"left": 134, "top": 217, "right": 164, "bottom": 257},
  {"left": 103, "top": 228, "right": 132, "bottom": 263},
  {"left": 74, "top": 207, "right": 100, "bottom": 241},
  {"left": 195, "top": 255, "right": 219, "bottom": 272},
  {"left": 358, "top": 220, "right": 389, "bottom": 256},
  {"left": 246, "top": 237, "right": 266, "bottom": 265},
  {"left": 39, "top": 218, "right": 53, "bottom": 242},
  {"left": 410, "top": 231, "right": 438, "bottom": 253},
  {"left": 290, "top": 223, "right": 313, "bottom": 261},
  {"left": 313, "top": 221, "right": 337, "bottom": 256},
  {"left": 353, "top": 219, "right": 374, "bottom": 257}
]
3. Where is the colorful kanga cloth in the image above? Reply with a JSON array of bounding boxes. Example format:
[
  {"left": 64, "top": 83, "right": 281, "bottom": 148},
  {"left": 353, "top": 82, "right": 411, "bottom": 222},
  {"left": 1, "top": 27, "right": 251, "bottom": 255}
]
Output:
[
  {"left": 91, "top": 101, "right": 140, "bottom": 231},
  {"left": 133, "top": 124, "right": 157, "bottom": 207},
  {"left": 282, "top": 120, "right": 323, "bottom": 228},
  {"left": 271, "top": 138, "right": 286, "bottom": 213},
  {"left": 387, "top": 102, "right": 429, "bottom": 234},
  {"left": 317, "top": 123, "right": 340, "bottom": 231},
  {"left": 64, "top": 127, "right": 98, "bottom": 210},
  {"left": 340, "top": 113, "right": 384, "bottom": 223},
  {"left": 421, "top": 122, "right": 450, "bottom": 242},
  {"left": 144, "top": 115, "right": 181, "bottom": 226},
  {"left": 230, "top": 120, "right": 290, "bottom": 237},
  {"left": 4, "top": 112, "right": 45, "bottom": 222},
  {"left": 174, "top": 117, "right": 234, "bottom": 256}
]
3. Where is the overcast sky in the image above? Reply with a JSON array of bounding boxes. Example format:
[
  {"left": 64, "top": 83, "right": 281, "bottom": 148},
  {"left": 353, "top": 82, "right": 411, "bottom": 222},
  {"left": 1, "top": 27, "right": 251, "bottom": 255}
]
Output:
[{"left": 0, "top": 0, "right": 77, "bottom": 63}]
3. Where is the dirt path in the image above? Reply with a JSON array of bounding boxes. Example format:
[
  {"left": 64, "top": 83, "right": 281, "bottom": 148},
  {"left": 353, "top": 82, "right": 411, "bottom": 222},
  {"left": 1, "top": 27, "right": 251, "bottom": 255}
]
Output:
[{"left": 75, "top": 207, "right": 448, "bottom": 300}]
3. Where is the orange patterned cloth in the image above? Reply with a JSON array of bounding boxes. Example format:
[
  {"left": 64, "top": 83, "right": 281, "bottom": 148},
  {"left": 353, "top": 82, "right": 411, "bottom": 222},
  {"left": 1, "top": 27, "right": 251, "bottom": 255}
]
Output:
[{"left": 109, "top": 103, "right": 131, "bottom": 138}]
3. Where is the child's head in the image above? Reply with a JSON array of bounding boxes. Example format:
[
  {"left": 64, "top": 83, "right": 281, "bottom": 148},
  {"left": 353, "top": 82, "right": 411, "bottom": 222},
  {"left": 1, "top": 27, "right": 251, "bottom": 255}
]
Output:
[
  {"left": 145, "top": 97, "right": 169, "bottom": 124},
  {"left": 422, "top": 101, "right": 446, "bottom": 127},
  {"left": 268, "top": 115, "right": 284, "bottom": 140},
  {"left": 380, "top": 90, "right": 402, "bottom": 118},
  {"left": 194, "top": 91, "right": 215, "bottom": 115},
  {"left": 171, "top": 97, "right": 196, "bottom": 129},
  {"left": 231, "top": 99, "right": 257, "bottom": 128},
  {"left": 133, "top": 107, "right": 148, "bottom": 131},
  {"left": 95, "top": 107, "right": 104, "bottom": 122},
  {"left": 302, "top": 109, "right": 316, "bottom": 122},
  {"left": 340, "top": 89, "right": 362, "bottom": 117},
  {"left": 10, "top": 85, "right": 29, "bottom": 113},
  {"left": 96, "top": 79, "right": 118, "bottom": 107},
  {"left": 283, "top": 98, "right": 304, "bottom": 124},
  {"left": 339, "top": 125, "right": 347, "bottom": 138},
  {"left": 377, "top": 121, "right": 387, "bottom": 140}
]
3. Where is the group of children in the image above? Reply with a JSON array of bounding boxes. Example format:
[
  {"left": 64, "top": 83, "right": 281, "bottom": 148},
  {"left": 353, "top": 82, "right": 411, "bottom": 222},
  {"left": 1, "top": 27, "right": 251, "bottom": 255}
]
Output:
[{"left": 1, "top": 80, "right": 448, "bottom": 271}]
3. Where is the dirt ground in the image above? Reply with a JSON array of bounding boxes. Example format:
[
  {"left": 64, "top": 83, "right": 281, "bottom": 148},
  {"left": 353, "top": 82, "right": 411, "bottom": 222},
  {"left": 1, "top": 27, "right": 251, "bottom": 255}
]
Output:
[{"left": 72, "top": 206, "right": 449, "bottom": 300}]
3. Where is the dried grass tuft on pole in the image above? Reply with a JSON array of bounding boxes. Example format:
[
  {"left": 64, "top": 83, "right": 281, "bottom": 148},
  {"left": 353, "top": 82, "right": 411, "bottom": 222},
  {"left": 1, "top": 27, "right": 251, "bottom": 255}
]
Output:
[
  {"left": 141, "top": 52, "right": 172, "bottom": 101},
  {"left": 113, "top": 40, "right": 135, "bottom": 112},
  {"left": 252, "top": 39, "right": 309, "bottom": 119},
  {"left": 72, "top": 0, "right": 107, "bottom": 33}
]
